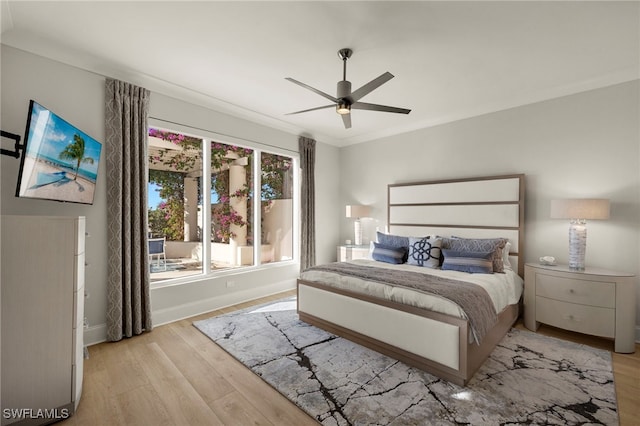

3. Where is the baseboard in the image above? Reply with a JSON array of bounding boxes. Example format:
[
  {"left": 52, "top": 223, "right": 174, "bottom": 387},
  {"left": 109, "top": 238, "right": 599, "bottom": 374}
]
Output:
[
  {"left": 151, "top": 279, "right": 296, "bottom": 327},
  {"left": 84, "top": 323, "right": 108, "bottom": 346},
  {"left": 82, "top": 279, "right": 296, "bottom": 346}
]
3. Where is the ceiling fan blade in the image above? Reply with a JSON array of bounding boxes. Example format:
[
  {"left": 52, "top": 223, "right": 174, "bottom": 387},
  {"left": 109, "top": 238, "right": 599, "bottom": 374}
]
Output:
[
  {"left": 285, "top": 77, "right": 338, "bottom": 103},
  {"left": 341, "top": 113, "right": 352, "bottom": 129},
  {"left": 352, "top": 101, "right": 411, "bottom": 114},
  {"left": 348, "top": 72, "right": 394, "bottom": 103},
  {"left": 286, "top": 104, "right": 335, "bottom": 115}
]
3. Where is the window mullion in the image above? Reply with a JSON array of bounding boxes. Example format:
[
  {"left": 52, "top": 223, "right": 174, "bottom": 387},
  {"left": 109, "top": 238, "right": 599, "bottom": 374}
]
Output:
[
  {"left": 253, "top": 150, "right": 262, "bottom": 266},
  {"left": 202, "top": 138, "right": 212, "bottom": 274}
]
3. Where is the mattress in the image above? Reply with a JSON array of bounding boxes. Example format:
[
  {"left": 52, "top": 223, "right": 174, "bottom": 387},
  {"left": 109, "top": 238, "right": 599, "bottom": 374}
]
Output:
[{"left": 299, "top": 259, "right": 524, "bottom": 321}]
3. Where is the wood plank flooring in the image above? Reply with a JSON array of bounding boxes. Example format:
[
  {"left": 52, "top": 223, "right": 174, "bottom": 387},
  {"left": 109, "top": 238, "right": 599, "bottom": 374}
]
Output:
[{"left": 62, "top": 290, "right": 639, "bottom": 425}]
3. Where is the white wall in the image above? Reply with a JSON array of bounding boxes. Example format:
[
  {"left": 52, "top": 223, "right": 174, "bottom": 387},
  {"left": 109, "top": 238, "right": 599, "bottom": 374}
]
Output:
[
  {"left": 314, "top": 139, "right": 342, "bottom": 265},
  {"left": 1, "top": 46, "right": 341, "bottom": 345},
  {"left": 339, "top": 80, "right": 640, "bottom": 335}
]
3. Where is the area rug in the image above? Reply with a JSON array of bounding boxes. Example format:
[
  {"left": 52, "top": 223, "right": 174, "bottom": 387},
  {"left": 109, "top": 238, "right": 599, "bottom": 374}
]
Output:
[{"left": 194, "top": 297, "right": 618, "bottom": 425}]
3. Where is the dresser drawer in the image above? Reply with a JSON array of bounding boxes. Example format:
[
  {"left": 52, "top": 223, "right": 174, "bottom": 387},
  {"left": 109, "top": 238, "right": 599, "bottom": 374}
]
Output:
[
  {"left": 535, "top": 273, "right": 615, "bottom": 308},
  {"left": 536, "top": 296, "right": 615, "bottom": 338}
]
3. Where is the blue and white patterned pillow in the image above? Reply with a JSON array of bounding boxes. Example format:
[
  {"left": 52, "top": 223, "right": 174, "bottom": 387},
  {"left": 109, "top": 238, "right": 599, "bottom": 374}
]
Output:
[
  {"left": 442, "top": 237, "right": 508, "bottom": 272},
  {"left": 407, "top": 237, "right": 442, "bottom": 268},
  {"left": 371, "top": 242, "right": 407, "bottom": 264},
  {"left": 441, "top": 249, "right": 493, "bottom": 274}
]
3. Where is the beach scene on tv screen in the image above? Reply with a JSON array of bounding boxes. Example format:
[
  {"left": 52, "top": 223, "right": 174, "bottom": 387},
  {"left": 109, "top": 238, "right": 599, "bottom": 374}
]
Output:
[{"left": 18, "top": 102, "right": 101, "bottom": 204}]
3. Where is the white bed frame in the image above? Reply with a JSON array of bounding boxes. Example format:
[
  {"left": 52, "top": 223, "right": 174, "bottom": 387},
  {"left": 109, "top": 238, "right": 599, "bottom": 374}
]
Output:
[{"left": 298, "top": 174, "right": 525, "bottom": 386}]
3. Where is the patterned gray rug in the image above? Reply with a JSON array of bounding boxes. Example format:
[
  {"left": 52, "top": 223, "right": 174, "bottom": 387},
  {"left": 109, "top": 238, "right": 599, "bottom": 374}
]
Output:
[{"left": 193, "top": 297, "right": 618, "bottom": 425}]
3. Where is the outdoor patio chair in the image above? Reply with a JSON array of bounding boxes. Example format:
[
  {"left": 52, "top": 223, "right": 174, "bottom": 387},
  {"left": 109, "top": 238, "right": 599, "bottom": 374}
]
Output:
[{"left": 148, "top": 237, "right": 167, "bottom": 271}]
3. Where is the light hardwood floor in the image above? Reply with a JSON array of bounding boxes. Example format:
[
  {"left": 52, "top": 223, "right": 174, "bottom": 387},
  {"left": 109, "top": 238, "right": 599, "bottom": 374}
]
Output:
[{"left": 62, "top": 290, "right": 639, "bottom": 426}]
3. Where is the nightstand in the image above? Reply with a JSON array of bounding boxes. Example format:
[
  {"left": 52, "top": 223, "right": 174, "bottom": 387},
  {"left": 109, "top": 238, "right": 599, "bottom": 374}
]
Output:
[
  {"left": 524, "top": 263, "right": 636, "bottom": 353},
  {"left": 337, "top": 244, "right": 370, "bottom": 262}
]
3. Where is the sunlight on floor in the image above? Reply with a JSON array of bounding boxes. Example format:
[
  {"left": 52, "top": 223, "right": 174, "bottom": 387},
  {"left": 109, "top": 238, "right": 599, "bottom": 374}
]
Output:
[{"left": 250, "top": 298, "right": 297, "bottom": 314}]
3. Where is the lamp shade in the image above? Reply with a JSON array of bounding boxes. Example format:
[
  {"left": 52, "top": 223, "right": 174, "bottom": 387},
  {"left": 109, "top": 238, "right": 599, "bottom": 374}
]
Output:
[
  {"left": 550, "top": 199, "right": 610, "bottom": 220},
  {"left": 345, "top": 205, "right": 370, "bottom": 218}
]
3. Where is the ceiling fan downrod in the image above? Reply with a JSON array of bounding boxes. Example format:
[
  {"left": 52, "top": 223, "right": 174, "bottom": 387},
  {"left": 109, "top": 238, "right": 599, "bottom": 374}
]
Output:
[
  {"left": 336, "top": 48, "right": 353, "bottom": 102},
  {"left": 338, "top": 48, "right": 352, "bottom": 81}
]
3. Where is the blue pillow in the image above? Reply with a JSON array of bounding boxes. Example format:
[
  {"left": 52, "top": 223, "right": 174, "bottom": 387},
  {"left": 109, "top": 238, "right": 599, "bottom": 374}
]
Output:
[
  {"left": 376, "top": 232, "right": 409, "bottom": 249},
  {"left": 376, "top": 232, "right": 411, "bottom": 262},
  {"left": 371, "top": 242, "right": 407, "bottom": 264},
  {"left": 441, "top": 249, "right": 493, "bottom": 274}
]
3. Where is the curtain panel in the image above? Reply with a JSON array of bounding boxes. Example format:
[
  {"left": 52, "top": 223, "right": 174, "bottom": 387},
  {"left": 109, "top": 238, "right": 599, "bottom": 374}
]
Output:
[
  {"left": 105, "top": 78, "right": 152, "bottom": 341},
  {"left": 299, "top": 136, "right": 316, "bottom": 271}
]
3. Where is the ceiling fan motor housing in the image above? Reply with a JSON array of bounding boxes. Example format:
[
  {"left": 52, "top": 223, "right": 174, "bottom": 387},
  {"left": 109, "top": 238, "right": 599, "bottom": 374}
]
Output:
[{"left": 337, "top": 80, "right": 352, "bottom": 101}]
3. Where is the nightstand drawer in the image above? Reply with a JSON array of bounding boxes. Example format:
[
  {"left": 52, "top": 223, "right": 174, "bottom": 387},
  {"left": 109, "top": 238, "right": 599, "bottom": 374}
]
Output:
[
  {"left": 536, "top": 296, "right": 615, "bottom": 338},
  {"left": 536, "top": 273, "right": 615, "bottom": 308}
]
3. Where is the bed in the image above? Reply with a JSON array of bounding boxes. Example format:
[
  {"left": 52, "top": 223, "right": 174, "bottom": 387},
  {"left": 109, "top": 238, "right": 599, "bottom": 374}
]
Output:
[{"left": 297, "top": 174, "right": 525, "bottom": 386}]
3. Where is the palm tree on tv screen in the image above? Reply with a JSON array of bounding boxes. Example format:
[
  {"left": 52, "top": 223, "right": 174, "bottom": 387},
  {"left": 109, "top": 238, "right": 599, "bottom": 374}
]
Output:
[{"left": 59, "top": 134, "right": 95, "bottom": 181}]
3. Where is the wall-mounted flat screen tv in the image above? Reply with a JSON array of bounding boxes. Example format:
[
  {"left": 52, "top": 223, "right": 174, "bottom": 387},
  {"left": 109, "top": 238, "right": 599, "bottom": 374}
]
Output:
[{"left": 15, "top": 100, "right": 102, "bottom": 205}]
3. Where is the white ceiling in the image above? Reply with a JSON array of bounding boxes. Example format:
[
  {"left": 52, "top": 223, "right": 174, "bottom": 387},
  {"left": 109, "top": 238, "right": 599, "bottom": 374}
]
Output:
[{"left": 1, "top": 1, "right": 638, "bottom": 147}]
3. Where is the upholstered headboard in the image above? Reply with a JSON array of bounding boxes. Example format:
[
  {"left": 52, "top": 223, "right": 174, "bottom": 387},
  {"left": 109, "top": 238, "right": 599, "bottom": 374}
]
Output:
[{"left": 387, "top": 174, "right": 525, "bottom": 277}]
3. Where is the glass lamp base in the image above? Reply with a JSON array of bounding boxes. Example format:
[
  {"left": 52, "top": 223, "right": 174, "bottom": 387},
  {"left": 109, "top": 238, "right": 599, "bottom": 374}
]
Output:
[
  {"left": 354, "top": 219, "right": 362, "bottom": 246},
  {"left": 568, "top": 220, "right": 586, "bottom": 270}
]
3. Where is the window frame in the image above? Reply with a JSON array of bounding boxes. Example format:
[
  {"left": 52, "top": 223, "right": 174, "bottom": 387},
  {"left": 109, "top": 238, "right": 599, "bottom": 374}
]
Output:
[{"left": 147, "top": 120, "right": 300, "bottom": 289}]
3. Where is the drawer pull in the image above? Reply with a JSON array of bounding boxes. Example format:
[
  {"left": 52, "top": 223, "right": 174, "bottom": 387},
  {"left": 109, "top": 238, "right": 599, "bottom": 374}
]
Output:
[
  {"left": 568, "top": 289, "right": 575, "bottom": 294},
  {"left": 565, "top": 314, "right": 581, "bottom": 322}
]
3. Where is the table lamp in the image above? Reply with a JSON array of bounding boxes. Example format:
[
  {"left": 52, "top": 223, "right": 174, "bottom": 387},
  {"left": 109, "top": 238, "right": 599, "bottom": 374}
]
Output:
[
  {"left": 345, "top": 205, "right": 370, "bottom": 246},
  {"left": 550, "top": 198, "right": 610, "bottom": 270}
]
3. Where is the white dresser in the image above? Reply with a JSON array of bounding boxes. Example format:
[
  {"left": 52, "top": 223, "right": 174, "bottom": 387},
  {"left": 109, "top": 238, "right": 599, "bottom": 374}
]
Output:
[
  {"left": 1, "top": 216, "right": 85, "bottom": 425},
  {"left": 524, "top": 263, "right": 636, "bottom": 353}
]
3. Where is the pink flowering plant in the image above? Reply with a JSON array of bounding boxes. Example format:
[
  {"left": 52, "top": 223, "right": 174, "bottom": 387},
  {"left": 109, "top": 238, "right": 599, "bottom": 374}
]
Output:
[{"left": 211, "top": 203, "right": 246, "bottom": 242}]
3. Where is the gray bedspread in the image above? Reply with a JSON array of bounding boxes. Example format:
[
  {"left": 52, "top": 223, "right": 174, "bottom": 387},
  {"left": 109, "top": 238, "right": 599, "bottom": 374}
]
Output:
[{"left": 302, "top": 262, "right": 497, "bottom": 344}]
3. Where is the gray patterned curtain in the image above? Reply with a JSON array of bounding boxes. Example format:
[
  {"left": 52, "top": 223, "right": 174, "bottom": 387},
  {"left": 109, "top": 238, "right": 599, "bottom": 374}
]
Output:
[
  {"left": 105, "top": 78, "right": 152, "bottom": 341},
  {"left": 299, "top": 136, "right": 316, "bottom": 271}
]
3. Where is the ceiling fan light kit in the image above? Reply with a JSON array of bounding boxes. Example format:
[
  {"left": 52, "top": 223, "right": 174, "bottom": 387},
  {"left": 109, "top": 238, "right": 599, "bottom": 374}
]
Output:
[
  {"left": 286, "top": 48, "right": 411, "bottom": 129},
  {"left": 336, "top": 101, "right": 351, "bottom": 115}
]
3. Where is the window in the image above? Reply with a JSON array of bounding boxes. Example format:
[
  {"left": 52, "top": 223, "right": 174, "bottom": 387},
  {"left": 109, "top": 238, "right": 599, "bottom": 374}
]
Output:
[
  {"left": 148, "top": 129, "right": 203, "bottom": 280},
  {"left": 147, "top": 127, "right": 296, "bottom": 282},
  {"left": 209, "top": 142, "right": 255, "bottom": 269},
  {"left": 260, "top": 152, "right": 294, "bottom": 263}
]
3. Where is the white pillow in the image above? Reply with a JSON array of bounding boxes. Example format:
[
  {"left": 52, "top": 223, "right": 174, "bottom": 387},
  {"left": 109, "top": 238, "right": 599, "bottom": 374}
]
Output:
[
  {"left": 503, "top": 241, "right": 513, "bottom": 271},
  {"left": 407, "top": 237, "right": 442, "bottom": 268}
]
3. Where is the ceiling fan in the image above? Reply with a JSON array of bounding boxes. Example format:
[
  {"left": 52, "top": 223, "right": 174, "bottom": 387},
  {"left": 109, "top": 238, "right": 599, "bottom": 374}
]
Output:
[{"left": 285, "top": 48, "right": 411, "bottom": 129}]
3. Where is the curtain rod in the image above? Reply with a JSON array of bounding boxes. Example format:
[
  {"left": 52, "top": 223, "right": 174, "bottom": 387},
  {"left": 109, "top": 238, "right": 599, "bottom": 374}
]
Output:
[{"left": 148, "top": 116, "right": 299, "bottom": 155}]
